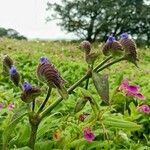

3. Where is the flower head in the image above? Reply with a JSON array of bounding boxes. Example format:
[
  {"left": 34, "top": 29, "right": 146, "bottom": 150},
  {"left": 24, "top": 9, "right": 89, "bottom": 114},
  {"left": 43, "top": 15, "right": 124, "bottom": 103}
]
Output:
[
  {"left": 8, "top": 102, "right": 15, "bottom": 110},
  {"left": 9, "top": 66, "right": 17, "bottom": 75},
  {"left": 137, "top": 105, "right": 150, "bottom": 114},
  {"left": 83, "top": 127, "right": 95, "bottom": 141},
  {"left": 79, "top": 113, "right": 90, "bottom": 122},
  {"left": 119, "top": 79, "right": 145, "bottom": 100},
  {"left": 106, "top": 36, "right": 115, "bottom": 44},
  {"left": 40, "top": 57, "right": 49, "bottom": 64},
  {"left": 121, "top": 33, "right": 129, "bottom": 39},
  {"left": 23, "top": 82, "right": 32, "bottom": 91}
]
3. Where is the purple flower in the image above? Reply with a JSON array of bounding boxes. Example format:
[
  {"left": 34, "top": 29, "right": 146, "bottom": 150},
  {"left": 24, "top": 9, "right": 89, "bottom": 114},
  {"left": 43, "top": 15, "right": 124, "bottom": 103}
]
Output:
[
  {"left": 9, "top": 66, "right": 17, "bottom": 75},
  {"left": 23, "top": 82, "right": 32, "bottom": 91},
  {"left": 106, "top": 36, "right": 115, "bottom": 44},
  {"left": 137, "top": 105, "right": 150, "bottom": 114},
  {"left": 119, "top": 79, "right": 145, "bottom": 100},
  {"left": 8, "top": 103, "right": 15, "bottom": 110},
  {"left": 40, "top": 57, "right": 49, "bottom": 64},
  {"left": 121, "top": 33, "right": 129, "bottom": 39},
  {"left": 83, "top": 127, "right": 95, "bottom": 141},
  {"left": 0, "top": 103, "right": 4, "bottom": 110}
]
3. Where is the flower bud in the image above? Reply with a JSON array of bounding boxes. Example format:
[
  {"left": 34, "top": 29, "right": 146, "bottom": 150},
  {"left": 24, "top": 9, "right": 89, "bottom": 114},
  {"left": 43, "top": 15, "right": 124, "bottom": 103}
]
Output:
[
  {"left": 3, "top": 55, "right": 13, "bottom": 75},
  {"left": 37, "top": 57, "right": 68, "bottom": 99},
  {"left": 120, "top": 33, "right": 138, "bottom": 65},
  {"left": 21, "top": 82, "right": 41, "bottom": 103},
  {"left": 9, "top": 66, "right": 20, "bottom": 86},
  {"left": 80, "top": 40, "right": 91, "bottom": 54}
]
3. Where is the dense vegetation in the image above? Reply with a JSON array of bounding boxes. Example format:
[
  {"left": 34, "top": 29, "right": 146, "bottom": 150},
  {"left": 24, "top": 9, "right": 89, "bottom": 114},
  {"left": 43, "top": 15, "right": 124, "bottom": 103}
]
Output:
[{"left": 0, "top": 38, "right": 150, "bottom": 149}]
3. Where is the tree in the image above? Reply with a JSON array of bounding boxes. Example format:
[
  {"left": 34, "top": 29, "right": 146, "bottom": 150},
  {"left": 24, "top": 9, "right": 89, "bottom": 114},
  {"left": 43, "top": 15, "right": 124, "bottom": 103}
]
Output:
[
  {"left": 0, "top": 27, "right": 27, "bottom": 40},
  {"left": 47, "top": 0, "right": 150, "bottom": 43}
]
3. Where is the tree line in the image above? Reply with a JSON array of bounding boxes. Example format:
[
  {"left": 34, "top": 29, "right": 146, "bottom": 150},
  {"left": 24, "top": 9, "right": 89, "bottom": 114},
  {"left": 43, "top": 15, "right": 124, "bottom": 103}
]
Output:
[{"left": 0, "top": 27, "right": 27, "bottom": 40}]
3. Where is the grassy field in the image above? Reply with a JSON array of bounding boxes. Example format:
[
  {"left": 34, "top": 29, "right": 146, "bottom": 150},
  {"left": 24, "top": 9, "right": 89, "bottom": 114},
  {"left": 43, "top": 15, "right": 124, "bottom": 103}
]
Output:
[{"left": 0, "top": 38, "right": 150, "bottom": 149}]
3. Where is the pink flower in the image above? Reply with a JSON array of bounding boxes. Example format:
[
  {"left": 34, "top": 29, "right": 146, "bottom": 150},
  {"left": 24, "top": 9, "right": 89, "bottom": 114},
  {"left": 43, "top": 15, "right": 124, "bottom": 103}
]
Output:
[
  {"left": 79, "top": 113, "right": 89, "bottom": 122},
  {"left": 8, "top": 103, "right": 15, "bottom": 110},
  {"left": 137, "top": 105, "right": 150, "bottom": 114},
  {"left": 83, "top": 127, "right": 95, "bottom": 141},
  {"left": 0, "top": 103, "right": 3, "bottom": 110},
  {"left": 119, "top": 79, "right": 145, "bottom": 100}
]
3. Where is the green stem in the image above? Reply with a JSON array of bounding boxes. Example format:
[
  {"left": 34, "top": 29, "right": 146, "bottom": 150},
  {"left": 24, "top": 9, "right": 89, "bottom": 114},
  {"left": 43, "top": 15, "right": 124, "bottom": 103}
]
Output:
[
  {"left": 37, "top": 87, "right": 52, "bottom": 114},
  {"left": 93, "top": 56, "right": 112, "bottom": 72},
  {"left": 29, "top": 124, "right": 39, "bottom": 150},
  {"left": 41, "top": 57, "right": 126, "bottom": 119},
  {"left": 96, "top": 57, "right": 126, "bottom": 73}
]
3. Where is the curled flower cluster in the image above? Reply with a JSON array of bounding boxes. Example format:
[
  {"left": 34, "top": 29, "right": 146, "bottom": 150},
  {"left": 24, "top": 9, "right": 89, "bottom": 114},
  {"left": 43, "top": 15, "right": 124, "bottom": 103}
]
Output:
[
  {"left": 80, "top": 40, "right": 91, "bottom": 55},
  {"left": 83, "top": 127, "right": 95, "bottom": 141},
  {"left": 21, "top": 82, "right": 41, "bottom": 103},
  {"left": 102, "top": 33, "right": 138, "bottom": 65},
  {"left": 102, "top": 36, "right": 123, "bottom": 56},
  {"left": 137, "top": 105, "right": 150, "bottom": 114},
  {"left": 119, "top": 79, "right": 145, "bottom": 100},
  {"left": 37, "top": 57, "right": 68, "bottom": 99},
  {"left": 3, "top": 55, "right": 20, "bottom": 86}
]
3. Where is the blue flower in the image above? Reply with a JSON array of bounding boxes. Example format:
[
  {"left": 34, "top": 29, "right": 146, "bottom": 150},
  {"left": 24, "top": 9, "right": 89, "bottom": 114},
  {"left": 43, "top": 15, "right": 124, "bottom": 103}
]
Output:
[
  {"left": 23, "top": 82, "right": 32, "bottom": 91},
  {"left": 121, "top": 33, "right": 129, "bottom": 39},
  {"left": 106, "top": 36, "right": 115, "bottom": 44},
  {"left": 9, "top": 66, "right": 17, "bottom": 75},
  {"left": 40, "top": 57, "right": 49, "bottom": 64}
]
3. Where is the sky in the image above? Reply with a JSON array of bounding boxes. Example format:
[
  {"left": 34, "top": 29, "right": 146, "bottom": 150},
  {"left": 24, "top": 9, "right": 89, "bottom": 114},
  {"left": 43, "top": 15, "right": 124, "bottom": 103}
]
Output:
[
  {"left": 0, "top": 0, "right": 76, "bottom": 40},
  {"left": 0, "top": 0, "right": 150, "bottom": 40}
]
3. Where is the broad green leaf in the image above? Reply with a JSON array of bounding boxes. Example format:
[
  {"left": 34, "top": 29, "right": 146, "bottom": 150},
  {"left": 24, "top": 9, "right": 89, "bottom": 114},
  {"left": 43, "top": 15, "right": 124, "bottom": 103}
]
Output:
[{"left": 92, "top": 71, "right": 109, "bottom": 104}]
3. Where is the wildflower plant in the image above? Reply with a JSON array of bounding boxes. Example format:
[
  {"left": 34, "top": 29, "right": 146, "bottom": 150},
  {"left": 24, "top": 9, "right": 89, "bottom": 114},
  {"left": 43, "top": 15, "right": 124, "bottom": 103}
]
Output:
[{"left": 1, "top": 33, "right": 148, "bottom": 150}]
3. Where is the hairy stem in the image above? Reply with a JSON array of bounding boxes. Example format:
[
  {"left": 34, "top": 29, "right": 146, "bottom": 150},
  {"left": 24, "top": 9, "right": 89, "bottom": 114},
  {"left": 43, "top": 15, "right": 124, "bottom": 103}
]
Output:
[
  {"left": 37, "top": 87, "right": 52, "bottom": 114},
  {"left": 28, "top": 113, "right": 41, "bottom": 149},
  {"left": 41, "top": 57, "right": 126, "bottom": 119},
  {"left": 28, "top": 124, "right": 38, "bottom": 149},
  {"left": 96, "top": 57, "right": 126, "bottom": 72}
]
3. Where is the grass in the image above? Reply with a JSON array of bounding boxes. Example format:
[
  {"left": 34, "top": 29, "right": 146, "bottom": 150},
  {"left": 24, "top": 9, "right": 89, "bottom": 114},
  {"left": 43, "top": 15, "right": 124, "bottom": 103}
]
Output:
[{"left": 0, "top": 38, "right": 150, "bottom": 149}]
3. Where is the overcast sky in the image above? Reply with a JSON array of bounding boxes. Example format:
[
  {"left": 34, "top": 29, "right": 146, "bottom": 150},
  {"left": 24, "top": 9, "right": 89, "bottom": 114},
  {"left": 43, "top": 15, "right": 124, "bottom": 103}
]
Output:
[
  {"left": 0, "top": 0, "right": 150, "bottom": 40},
  {"left": 0, "top": 0, "right": 76, "bottom": 39}
]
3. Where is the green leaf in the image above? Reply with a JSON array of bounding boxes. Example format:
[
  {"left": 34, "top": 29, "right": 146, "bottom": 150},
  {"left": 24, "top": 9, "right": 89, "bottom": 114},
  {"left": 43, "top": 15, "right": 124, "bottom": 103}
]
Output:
[
  {"left": 92, "top": 71, "right": 109, "bottom": 104},
  {"left": 3, "top": 106, "right": 28, "bottom": 149},
  {"left": 74, "top": 97, "right": 88, "bottom": 113},
  {"left": 103, "top": 116, "right": 142, "bottom": 131}
]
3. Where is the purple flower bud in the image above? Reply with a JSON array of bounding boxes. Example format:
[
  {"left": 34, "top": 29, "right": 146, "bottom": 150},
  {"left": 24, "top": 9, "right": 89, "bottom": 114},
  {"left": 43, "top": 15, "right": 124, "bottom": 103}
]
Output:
[
  {"left": 121, "top": 33, "right": 129, "bottom": 39},
  {"left": 40, "top": 57, "right": 49, "bottom": 64},
  {"left": 9, "top": 66, "right": 17, "bottom": 75},
  {"left": 83, "top": 127, "right": 95, "bottom": 141},
  {"left": 8, "top": 102, "right": 15, "bottom": 110},
  {"left": 0, "top": 103, "right": 4, "bottom": 110},
  {"left": 106, "top": 36, "right": 115, "bottom": 44},
  {"left": 23, "top": 82, "right": 32, "bottom": 91},
  {"left": 138, "top": 105, "right": 150, "bottom": 114}
]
